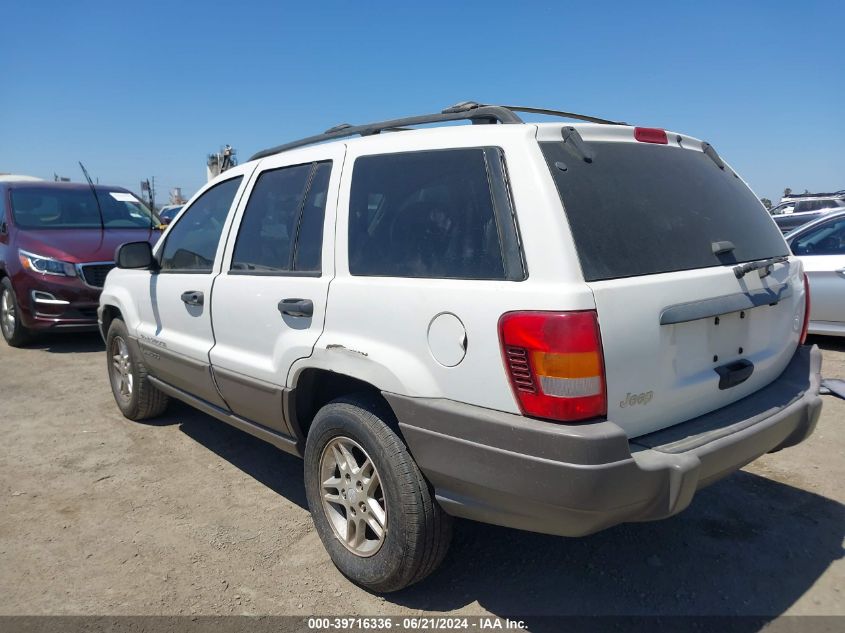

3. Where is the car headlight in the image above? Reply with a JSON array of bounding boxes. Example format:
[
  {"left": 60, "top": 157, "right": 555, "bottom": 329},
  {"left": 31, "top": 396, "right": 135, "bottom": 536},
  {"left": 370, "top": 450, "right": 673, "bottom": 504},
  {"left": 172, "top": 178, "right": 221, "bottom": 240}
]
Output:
[{"left": 18, "top": 249, "right": 77, "bottom": 277}]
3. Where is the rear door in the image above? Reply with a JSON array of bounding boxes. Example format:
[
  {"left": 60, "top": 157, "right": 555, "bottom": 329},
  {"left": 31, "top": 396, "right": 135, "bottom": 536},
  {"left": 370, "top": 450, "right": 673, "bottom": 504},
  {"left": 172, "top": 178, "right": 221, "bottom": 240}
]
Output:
[
  {"left": 136, "top": 171, "right": 250, "bottom": 407},
  {"left": 790, "top": 214, "right": 845, "bottom": 327},
  {"left": 540, "top": 127, "right": 806, "bottom": 438},
  {"left": 208, "top": 145, "right": 343, "bottom": 434}
]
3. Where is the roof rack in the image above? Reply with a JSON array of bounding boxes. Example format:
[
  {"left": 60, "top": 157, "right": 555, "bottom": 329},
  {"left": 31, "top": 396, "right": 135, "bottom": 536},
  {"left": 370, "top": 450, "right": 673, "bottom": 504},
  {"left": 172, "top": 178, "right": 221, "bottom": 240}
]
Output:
[
  {"left": 488, "top": 104, "right": 626, "bottom": 126},
  {"left": 249, "top": 101, "right": 623, "bottom": 161},
  {"left": 782, "top": 189, "right": 845, "bottom": 200}
]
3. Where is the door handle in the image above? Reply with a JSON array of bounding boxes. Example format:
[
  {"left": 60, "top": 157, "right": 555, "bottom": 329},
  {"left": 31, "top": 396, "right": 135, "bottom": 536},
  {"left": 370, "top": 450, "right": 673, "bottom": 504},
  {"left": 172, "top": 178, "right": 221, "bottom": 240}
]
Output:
[
  {"left": 181, "top": 290, "right": 204, "bottom": 306},
  {"left": 278, "top": 298, "right": 313, "bottom": 318}
]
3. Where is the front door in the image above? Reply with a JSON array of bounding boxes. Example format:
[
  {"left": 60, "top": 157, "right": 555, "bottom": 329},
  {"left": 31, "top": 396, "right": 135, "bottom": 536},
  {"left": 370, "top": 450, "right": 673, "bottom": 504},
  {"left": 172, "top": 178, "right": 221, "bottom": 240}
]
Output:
[
  {"left": 136, "top": 171, "right": 251, "bottom": 407},
  {"left": 208, "top": 145, "right": 343, "bottom": 434}
]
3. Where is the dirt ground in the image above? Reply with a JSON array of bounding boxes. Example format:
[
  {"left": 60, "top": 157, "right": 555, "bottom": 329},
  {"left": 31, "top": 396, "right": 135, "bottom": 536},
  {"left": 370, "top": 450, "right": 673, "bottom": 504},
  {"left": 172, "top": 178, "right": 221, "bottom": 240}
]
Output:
[{"left": 0, "top": 333, "right": 842, "bottom": 624}]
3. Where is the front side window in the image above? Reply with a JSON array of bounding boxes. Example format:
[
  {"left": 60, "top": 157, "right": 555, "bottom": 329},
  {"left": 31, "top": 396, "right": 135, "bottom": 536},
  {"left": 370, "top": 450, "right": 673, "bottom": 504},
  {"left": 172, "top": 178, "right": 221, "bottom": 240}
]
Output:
[
  {"left": 160, "top": 176, "right": 242, "bottom": 272},
  {"left": 230, "top": 161, "right": 331, "bottom": 274},
  {"left": 348, "top": 148, "right": 523, "bottom": 280},
  {"left": 792, "top": 218, "right": 845, "bottom": 256},
  {"left": 10, "top": 187, "right": 157, "bottom": 229}
]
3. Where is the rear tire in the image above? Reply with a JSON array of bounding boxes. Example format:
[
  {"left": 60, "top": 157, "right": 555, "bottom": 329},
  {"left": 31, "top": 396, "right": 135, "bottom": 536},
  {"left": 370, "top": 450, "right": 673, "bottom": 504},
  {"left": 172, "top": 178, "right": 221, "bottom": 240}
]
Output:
[
  {"left": 0, "top": 278, "right": 32, "bottom": 347},
  {"left": 304, "top": 395, "right": 452, "bottom": 592},
  {"left": 106, "top": 317, "right": 169, "bottom": 420}
]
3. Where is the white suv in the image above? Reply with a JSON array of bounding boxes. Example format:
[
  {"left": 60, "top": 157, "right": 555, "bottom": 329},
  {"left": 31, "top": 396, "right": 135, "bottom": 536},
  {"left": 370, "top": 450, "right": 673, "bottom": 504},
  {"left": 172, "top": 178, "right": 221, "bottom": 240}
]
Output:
[{"left": 99, "top": 102, "right": 823, "bottom": 592}]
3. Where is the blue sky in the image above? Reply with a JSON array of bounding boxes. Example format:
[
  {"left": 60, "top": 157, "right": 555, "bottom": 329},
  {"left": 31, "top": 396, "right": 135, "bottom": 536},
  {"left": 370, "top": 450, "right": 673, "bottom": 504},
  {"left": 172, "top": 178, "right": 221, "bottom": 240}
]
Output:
[{"left": 2, "top": 0, "right": 843, "bottom": 204}]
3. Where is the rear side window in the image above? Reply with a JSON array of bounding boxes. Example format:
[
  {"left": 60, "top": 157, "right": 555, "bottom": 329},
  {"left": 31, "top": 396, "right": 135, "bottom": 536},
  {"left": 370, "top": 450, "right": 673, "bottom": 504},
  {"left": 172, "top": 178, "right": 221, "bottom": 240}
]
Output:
[
  {"left": 348, "top": 148, "right": 524, "bottom": 280},
  {"left": 160, "top": 176, "right": 242, "bottom": 272},
  {"left": 541, "top": 141, "right": 788, "bottom": 282},
  {"left": 230, "top": 161, "right": 331, "bottom": 274},
  {"left": 795, "top": 200, "right": 830, "bottom": 212}
]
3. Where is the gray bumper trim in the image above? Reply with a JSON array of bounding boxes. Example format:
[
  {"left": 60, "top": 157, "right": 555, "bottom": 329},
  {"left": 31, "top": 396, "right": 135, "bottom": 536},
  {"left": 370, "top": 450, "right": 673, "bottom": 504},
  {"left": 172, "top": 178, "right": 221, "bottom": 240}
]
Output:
[{"left": 386, "top": 345, "right": 822, "bottom": 537}]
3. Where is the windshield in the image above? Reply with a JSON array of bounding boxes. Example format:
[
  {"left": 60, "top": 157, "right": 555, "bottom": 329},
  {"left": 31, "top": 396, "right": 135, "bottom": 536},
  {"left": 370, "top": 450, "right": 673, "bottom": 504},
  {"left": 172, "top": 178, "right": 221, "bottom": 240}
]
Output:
[
  {"left": 10, "top": 187, "right": 158, "bottom": 229},
  {"left": 541, "top": 140, "right": 789, "bottom": 282},
  {"left": 160, "top": 206, "right": 182, "bottom": 219}
]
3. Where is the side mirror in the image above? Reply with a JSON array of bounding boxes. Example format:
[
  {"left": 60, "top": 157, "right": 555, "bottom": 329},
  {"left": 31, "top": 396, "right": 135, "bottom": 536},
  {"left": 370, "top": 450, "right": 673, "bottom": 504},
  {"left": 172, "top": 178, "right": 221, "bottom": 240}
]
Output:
[{"left": 116, "top": 241, "right": 157, "bottom": 270}]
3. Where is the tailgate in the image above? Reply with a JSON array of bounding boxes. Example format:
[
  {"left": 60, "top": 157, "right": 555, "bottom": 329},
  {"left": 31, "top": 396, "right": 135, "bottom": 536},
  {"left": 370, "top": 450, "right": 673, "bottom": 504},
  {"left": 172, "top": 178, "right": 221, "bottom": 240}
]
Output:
[
  {"left": 591, "top": 262, "right": 805, "bottom": 437},
  {"left": 539, "top": 124, "right": 804, "bottom": 438}
]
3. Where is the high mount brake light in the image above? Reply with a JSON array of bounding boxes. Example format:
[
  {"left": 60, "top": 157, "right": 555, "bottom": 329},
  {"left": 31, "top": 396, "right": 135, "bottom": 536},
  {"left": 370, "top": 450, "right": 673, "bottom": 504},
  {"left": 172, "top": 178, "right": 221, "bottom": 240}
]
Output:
[
  {"left": 634, "top": 127, "right": 668, "bottom": 144},
  {"left": 499, "top": 311, "right": 607, "bottom": 422},
  {"left": 800, "top": 273, "right": 811, "bottom": 345}
]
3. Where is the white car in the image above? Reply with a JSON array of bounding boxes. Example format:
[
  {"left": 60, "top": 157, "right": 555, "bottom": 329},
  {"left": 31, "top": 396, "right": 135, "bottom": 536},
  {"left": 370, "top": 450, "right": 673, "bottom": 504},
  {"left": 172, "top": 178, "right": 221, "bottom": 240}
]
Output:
[
  {"left": 99, "top": 102, "right": 822, "bottom": 592},
  {"left": 771, "top": 196, "right": 845, "bottom": 233},
  {"left": 787, "top": 209, "right": 845, "bottom": 336}
]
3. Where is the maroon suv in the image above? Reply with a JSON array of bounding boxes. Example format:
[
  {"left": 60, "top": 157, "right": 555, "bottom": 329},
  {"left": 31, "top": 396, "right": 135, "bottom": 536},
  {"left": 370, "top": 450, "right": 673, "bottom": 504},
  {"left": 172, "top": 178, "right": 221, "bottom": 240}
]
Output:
[{"left": 0, "top": 181, "right": 161, "bottom": 346}]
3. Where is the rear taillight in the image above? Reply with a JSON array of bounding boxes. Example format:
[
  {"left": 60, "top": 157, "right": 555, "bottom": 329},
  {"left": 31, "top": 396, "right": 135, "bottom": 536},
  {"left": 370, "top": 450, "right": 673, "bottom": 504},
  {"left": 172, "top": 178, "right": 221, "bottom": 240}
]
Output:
[
  {"left": 800, "top": 273, "right": 811, "bottom": 344},
  {"left": 634, "top": 127, "right": 668, "bottom": 144},
  {"left": 499, "top": 311, "right": 607, "bottom": 422}
]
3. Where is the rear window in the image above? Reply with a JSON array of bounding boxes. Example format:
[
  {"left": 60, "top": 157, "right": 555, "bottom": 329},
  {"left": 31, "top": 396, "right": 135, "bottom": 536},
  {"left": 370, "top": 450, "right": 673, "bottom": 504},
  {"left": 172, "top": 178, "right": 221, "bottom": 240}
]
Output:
[{"left": 541, "top": 141, "right": 788, "bottom": 282}]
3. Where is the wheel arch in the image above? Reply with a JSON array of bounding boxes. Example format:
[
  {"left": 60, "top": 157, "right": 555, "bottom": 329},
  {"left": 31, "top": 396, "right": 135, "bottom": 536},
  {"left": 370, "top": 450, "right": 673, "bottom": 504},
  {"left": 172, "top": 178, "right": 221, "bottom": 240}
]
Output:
[
  {"left": 286, "top": 368, "right": 401, "bottom": 448},
  {"left": 99, "top": 303, "right": 123, "bottom": 340},
  {"left": 98, "top": 279, "right": 144, "bottom": 340}
]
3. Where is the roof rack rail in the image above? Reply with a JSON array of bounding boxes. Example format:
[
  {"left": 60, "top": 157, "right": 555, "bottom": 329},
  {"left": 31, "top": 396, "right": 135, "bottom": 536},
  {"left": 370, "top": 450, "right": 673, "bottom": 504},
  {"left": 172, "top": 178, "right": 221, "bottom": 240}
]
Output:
[
  {"left": 484, "top": 104, "right": 626, "bottom": 126},
  {"left": 782, "top": 189, "right": 845, "bottom": 200},
  {"left": 249, "top": 101, "right": 622, "bottom": 161}
]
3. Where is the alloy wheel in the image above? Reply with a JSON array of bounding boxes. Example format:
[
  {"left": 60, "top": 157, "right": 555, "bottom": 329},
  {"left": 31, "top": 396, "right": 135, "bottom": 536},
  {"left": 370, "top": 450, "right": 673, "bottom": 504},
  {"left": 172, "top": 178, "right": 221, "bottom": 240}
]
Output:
[
  {"left": 110, "top": 336, "right": 134, "bottom": 401},
  {"left": 319, "top": 436, "right": 387, "bottom": 557},
  {"left": 1, "top": 289, "right": 15, "bottom": 339}
]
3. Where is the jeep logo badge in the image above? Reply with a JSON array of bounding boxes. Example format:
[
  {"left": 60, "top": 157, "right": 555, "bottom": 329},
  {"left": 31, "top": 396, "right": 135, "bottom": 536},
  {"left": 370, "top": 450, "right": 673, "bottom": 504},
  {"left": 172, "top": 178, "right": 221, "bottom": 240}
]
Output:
[{"left": 619, "top": 391, "right": 654, "bottom": 408}]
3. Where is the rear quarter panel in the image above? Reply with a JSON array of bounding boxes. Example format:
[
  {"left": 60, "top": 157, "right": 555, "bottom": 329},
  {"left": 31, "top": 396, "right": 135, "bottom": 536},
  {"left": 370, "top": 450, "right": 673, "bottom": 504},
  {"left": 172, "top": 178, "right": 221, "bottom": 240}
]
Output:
[{"left": 288, "top": 125, "right": 596, "bottom": 413}]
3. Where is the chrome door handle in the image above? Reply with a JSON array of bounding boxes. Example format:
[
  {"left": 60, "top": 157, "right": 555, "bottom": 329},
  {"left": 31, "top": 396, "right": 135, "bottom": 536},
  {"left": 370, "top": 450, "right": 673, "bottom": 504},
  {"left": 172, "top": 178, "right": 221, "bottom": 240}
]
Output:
[{"left": 181, "top": 290, "right": 204, "bottom": 306}]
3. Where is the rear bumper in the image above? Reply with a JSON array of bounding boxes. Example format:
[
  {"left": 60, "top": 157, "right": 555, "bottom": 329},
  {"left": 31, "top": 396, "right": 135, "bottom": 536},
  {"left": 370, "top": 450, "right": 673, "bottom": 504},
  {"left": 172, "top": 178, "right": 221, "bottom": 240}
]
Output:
[{"left": 386, "top": 344, "right": 822, "bottom": 537}]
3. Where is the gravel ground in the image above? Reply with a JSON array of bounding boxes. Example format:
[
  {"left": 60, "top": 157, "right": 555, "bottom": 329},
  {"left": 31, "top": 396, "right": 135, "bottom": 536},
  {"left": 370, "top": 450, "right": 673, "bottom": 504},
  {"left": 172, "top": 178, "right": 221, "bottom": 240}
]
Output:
[{"left": 0, "top": 333, "right": 842, "bottom": 625}]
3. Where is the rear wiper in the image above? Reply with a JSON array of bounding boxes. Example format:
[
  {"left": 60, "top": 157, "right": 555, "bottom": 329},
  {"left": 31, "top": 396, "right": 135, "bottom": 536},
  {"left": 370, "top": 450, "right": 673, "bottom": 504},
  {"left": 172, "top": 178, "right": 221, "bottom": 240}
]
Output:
[{"left": 733, "top": 255, "right": 788, "bottom": 279}]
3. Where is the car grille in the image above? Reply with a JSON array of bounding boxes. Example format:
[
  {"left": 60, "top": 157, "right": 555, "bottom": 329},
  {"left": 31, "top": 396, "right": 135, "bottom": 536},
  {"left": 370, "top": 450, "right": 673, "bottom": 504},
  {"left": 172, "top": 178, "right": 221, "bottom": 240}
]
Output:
[{"left": 79, "top": 263, "right": 115, "bottom": 288}]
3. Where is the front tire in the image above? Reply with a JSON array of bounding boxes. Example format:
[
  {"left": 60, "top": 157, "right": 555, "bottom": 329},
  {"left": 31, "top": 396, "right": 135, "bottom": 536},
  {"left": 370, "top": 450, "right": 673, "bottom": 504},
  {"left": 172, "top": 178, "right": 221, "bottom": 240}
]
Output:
[
  {"left": 106, "top": 318, "right": 169, "bottom": 420},
  {"left": 0, "top": 278, "right": 32, "bottom": 347},
  {"left": 304, "top": 396, "right": 452, "bottom": 592}
]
